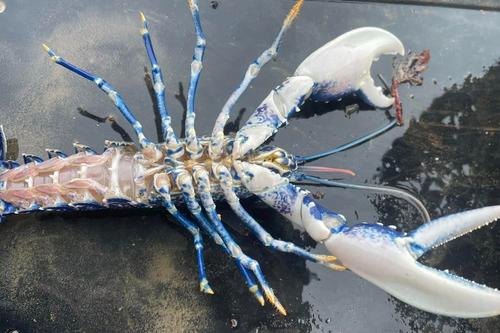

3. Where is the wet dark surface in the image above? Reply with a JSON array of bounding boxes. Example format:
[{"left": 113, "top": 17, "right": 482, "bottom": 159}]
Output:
[{"left": 0, "top": 0, "right": 499, "bottom": 332}]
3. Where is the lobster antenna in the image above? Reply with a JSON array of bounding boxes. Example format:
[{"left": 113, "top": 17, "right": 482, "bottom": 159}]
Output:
[
  {"left": 140, "top": 12, "right": 182, "bottom": 156},
  {"left": 184, "top": 0, "right": 206, "bottom": 159},
  {"left": 298, "top": 165, "right": 356, "bottom": 177},
  {"left": 294, "top": 174, "right": 431, "bottom": 223},
  {"left": 295, "top": 119, "right": 398, "bottom": 163},
  {"left": 42, "top": 44, "right": 154, "bottom": 150},
  {"left": 209, "top": 0, "right": 305, "bottom": 159}
]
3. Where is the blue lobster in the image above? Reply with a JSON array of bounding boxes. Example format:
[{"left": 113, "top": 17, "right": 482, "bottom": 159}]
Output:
[{"left": 0, "top": 0, "right": 498, "bottom": 318}]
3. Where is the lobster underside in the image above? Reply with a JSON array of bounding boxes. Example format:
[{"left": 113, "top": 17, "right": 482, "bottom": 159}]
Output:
[{"left": 0, "top": 0, "right": 498, "bottom": 318}]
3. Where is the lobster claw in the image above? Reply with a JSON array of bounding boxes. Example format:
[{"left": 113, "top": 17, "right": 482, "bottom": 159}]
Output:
[
  {"left": 294, "top": 27, "right": 405, "bottom": 108},
  {"left": 324, "top": 206, "right": 500, "bottom": 318}
]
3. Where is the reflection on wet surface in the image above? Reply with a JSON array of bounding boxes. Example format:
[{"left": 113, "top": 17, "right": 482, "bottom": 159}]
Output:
[
  {"left": 375, "top": 62, "right": 500, "bottom": 333},
  {"left": 0, "top": 0, "right": 499, "bottom": 332}
]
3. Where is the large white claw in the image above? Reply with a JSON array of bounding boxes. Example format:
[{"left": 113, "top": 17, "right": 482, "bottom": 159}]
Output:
[
  {"left": 294, "top": 27, "right": 405, "bottom": 108},
  {"left": 324, "top": 206, "right": 500, "bottom": 318}
]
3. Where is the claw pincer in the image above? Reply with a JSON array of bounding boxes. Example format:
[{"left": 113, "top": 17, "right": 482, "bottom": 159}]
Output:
[
  {"left": 295, "top": 27, "right": 405, "bottom": 108},
  {"left": 325, "top": 207, "right": 500, "bottom": 318},
  {"left": 236, "top": 162, "right": 500, "bottom": 317}
]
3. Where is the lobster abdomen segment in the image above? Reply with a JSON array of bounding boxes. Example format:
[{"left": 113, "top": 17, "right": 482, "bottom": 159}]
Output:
[{"left": 0, "top": 148, "right": 146, "bottom": 211}]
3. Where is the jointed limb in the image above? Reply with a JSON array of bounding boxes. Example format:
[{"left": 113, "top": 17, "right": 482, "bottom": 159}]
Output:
[
  {"left": 209, "top": 0, "right": 304, "bottom": 159},
  {"left": 213, "top": 164, "right": 344, "bottom": 270},
  {"left": 185, "top": 0, "right": 206, "bottom": 159},
  {"left": 171, "top": 167, "right": 266, "bottom": 306},
  {"left": 42, "top": 45, "right": 162, "bottom": 162},
  {"left": 153, "top": 173, "right": 213, "bottom": 294},
  {"left": 191, "top": 165, "right": 286, "bottom": 315},
  {"left": 140, "top": 13, "right": 183, "bottom": 157}
]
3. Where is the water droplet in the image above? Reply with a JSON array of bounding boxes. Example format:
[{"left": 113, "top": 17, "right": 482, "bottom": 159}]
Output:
[{"left": 471, "top": 105, "right": 477, "bottom": 112}]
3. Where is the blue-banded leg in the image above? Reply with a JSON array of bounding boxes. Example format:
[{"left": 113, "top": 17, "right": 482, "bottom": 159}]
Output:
[
  {"left": 209, "top": 0, "right": 304, "bottom": 159},
  {"left": 184, "top": 0, "right": 206, "bottom": 159},
  {"left": 213, "top": 163, "right": 345, "bottom": 271},
  {"left": 153, "top": 173, "right": 213, "bottom": 294},
  {"left": 139, "top": 13, "right": 183, "bottom": 157},
  {"left": 171, "top": 167, "right": 266, "bottom": 307},
  {"left": 42, "top": 45, "right": 162, "bottom": 162},
  {"left": 191, "top": 165, "right": 287, "bottom": 315}
]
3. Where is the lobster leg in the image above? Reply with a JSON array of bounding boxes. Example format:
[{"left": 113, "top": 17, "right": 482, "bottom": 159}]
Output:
[
  {"left": 213, "top": 163, "right": 343, "bottom": 270},
  {"left": 152, "top": 173, "right": 213, "bottom": 294},
  {"left": 186, "top": 166, "right": 288, "bottom": 313},
  {"left": 171, "top": 167, "right": 266, "bottom": 306},
  {"left": 209, "top": 0, "right": 304, "bottom": 159},
  {"left": 140, "top": 13, "right": 183, "bottom": 157},
  {"left": 42, "top": 45, "right": 162, "bottom": 162},
  {"left": 184, "top": 0, "right": 206, "bottom": 159}
]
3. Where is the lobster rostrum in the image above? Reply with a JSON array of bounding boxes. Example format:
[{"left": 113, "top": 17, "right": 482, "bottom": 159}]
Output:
[{"left": 0, "top": 0, "right": 498, "bottom": 318}]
